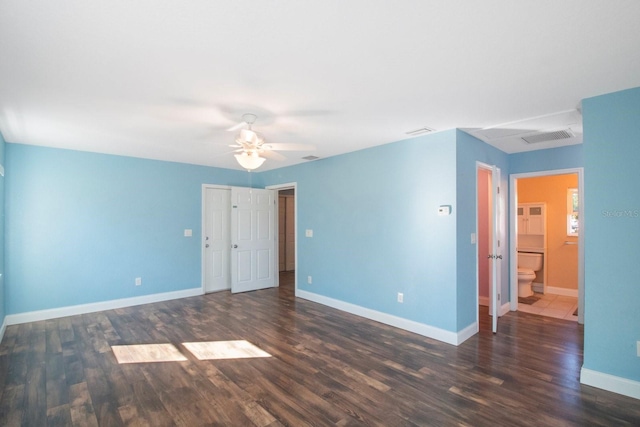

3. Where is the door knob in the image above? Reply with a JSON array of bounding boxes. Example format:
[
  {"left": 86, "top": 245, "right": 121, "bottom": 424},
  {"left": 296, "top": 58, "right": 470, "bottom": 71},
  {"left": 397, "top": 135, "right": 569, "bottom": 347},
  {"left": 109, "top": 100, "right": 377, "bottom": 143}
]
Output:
[
  {"left": 205, "top": 244, "right": 209, "bottom": 248},
  {"left": 233, "top": 244, "right": 238, "bottom": 249}
]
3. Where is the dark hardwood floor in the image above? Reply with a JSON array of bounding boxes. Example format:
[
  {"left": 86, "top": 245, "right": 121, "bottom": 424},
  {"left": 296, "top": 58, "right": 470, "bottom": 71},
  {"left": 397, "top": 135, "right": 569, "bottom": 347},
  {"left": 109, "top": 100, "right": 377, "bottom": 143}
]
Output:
[{"left": 1, "top": 271, "right": 639, "bottom": 426}]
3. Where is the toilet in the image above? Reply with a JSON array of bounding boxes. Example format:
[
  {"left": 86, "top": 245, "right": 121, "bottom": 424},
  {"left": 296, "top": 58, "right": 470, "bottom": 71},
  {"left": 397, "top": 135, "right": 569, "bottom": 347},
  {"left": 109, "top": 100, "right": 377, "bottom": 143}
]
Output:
[{"left": 517, "top": 252, "right": 543, "bottom": 297}]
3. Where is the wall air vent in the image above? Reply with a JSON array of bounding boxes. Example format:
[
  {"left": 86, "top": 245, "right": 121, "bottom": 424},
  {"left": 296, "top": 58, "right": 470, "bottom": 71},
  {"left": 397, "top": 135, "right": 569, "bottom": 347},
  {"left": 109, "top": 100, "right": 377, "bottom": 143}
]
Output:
[
  {"left": 302, "top": 155, "right": 320, "bottom": 161},
  {"left": 405, "top": 126, "right": 435, "bottom": 136},
  {"left": 522, "top": 129, "right": 574, "bottom": 144}
]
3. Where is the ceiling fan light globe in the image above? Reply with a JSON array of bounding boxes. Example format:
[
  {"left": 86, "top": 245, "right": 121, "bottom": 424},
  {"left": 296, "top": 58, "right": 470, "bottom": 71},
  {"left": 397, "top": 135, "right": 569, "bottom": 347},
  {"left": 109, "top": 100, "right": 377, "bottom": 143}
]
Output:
[{"left": 234, "top": 151, "right": 266, "bottom": 170}]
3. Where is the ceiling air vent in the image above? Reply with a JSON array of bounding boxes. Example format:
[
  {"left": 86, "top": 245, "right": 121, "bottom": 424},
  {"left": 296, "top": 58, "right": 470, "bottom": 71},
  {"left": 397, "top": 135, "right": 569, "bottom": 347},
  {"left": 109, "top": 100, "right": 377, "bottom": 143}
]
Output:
[
  {"left": 522, "top": 129, "right": 574, "bottom": 144},
  {"left": 405, "top": 127, "right": 435, "bottom": 136},
  {"left": 302, "top": 155, "right": 320, "bottom": 161}
]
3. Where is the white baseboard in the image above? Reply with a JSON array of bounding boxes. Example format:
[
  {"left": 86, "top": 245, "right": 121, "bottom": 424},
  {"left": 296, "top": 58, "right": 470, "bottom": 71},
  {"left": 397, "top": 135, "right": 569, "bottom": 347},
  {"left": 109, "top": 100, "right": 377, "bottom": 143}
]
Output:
[
  {"left": 500, "top": 301, "right": 510, "bottom": 316},
  {"left": 546, "top": 286, "right": 579, "bottom": 297},
  {"left": 5, "top": 288, "right": 204, "bottom": 326},
  {"left": 296, "top": 289, "right": 476, "bottom": 346},
  {"left": 457, "top": 322, "right": 479, "bottom": 344},
  {"left": 581, "top": 367, "right": 640, "bottom": 400}
]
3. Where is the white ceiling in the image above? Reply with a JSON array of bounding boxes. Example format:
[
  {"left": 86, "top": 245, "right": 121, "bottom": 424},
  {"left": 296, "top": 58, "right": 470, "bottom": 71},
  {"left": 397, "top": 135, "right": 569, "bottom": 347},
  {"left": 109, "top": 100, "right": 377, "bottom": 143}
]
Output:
[{"left": 1, "top": 1, "right": 639, "bottom": 171}]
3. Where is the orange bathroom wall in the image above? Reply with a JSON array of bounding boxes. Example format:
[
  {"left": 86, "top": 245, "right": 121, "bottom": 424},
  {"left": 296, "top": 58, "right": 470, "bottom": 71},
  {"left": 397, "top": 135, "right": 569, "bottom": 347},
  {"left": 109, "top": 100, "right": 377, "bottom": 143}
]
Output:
[{"left": 518, "top": 174, "right": 578, "bottom": 291}]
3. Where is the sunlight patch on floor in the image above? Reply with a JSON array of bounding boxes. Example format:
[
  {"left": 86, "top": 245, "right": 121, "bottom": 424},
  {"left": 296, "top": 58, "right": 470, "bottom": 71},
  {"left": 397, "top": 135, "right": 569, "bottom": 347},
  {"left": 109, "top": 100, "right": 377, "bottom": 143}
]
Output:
[
  {"left": 112, "top": 343, "right": 188, "bottom": 364},
  {"left": 182, "top": 340, "right": 272, "bottom": 360}
]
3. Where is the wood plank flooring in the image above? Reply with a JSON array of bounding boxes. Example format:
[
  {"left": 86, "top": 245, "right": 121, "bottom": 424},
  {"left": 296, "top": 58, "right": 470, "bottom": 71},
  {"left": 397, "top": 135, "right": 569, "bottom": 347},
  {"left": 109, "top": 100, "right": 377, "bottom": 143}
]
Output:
[{"left": 1, "top": 271, "right": 639, "bottom": 426}]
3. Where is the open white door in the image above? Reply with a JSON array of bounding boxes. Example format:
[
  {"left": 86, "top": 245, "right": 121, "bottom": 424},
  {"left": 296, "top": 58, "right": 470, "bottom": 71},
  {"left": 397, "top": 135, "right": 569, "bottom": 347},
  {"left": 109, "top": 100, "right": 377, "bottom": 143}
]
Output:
[
  {"left": 490, "top": 166, "right": 502, "bottom": 333},
  {"left": 231, "top": 187, "right": 276, "bottom": 293}
]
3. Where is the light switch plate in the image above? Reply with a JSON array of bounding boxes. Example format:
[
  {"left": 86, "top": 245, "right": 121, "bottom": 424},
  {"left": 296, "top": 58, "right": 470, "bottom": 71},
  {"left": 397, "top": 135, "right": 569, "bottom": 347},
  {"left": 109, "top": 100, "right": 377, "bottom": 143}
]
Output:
[
  {"left": 305, "top": 229, "right": 313, "bottom": 237},
  {"left": 637, "top": 341, "right": 640, "bottom": 357},
  {"left": 184, "top": 229, "right": 192, "bottom": 237},
  {"left": 471, "top": 233, "right": 476, "bottom": 244}
]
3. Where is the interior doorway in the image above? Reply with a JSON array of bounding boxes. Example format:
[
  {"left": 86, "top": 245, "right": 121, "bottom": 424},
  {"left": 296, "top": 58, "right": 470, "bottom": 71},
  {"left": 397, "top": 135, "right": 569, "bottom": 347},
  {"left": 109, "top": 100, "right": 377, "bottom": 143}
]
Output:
[
  {"left": 278, "top": 189, "right": 295, "bottom": 273},
  {"left": 476, "top": 162, "right": 504, "bottom": 334},
  {"left": 510, "top": 168, "right": 584, "bottom": 324},
  {"left": 266, "top": 182, "right": 298, "bottom": 293},
  {"left": 477, "top": 168, "right": 492, "bottom": 311}
]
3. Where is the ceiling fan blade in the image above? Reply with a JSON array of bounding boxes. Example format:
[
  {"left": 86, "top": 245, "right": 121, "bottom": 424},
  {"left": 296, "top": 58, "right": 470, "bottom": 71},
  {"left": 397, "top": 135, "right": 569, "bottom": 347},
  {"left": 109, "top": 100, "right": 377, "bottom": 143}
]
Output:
[
  {"left": 262, "top": 143, "right": 316, "bottom": 151},
  {"left": 211, "top": 149, "right": 242, "bottom": 159},
  {"left": 226, "top": 121, "right": 247, "bottom": 132},
  {"left": 260, "top": 150, "right": 287, "bottom": 161}
]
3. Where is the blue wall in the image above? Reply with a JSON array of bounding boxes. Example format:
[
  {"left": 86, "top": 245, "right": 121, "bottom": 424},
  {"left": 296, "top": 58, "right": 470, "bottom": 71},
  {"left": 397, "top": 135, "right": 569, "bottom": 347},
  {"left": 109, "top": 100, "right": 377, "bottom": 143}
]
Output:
[
  {"left": 258, "top": 130, "right": 461, "bottom": 332},
  {"left": 455, "top": 130, "right": 509, "bottom": 329},
  {"left": 582, "top": 87, "right": 640, "bottom": 382},
  {"left": 509, "top": 144, "right": 583, "bottom": 174},
  {"left": 5, "top": 144, "right": 248, "bottom": 314}
]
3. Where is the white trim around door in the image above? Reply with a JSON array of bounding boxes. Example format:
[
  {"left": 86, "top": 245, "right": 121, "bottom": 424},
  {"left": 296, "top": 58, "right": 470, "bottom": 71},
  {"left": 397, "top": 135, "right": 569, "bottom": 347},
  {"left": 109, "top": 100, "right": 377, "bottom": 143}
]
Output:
[
  {"left": 266, "top": 182, "right": 298, "bottom": 294},
  {"left": 509, "top": 168, "right": 585, "bottom": 324}
]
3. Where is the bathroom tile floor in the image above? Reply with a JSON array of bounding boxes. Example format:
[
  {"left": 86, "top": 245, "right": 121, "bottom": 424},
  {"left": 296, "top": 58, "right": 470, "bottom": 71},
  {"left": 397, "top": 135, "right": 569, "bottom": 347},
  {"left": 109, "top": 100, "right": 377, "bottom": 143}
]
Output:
[{"left": 518, "top": 292, "right": 579, "bottom": 321}]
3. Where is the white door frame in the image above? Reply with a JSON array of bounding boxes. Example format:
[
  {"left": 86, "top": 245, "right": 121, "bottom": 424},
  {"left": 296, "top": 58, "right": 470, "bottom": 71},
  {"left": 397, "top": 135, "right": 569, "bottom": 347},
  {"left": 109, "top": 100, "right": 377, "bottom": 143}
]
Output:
[
  {"left": 509, "top": 167, "right": 585, "bottom": 324},
  {"left": 266, "top": 182, "right": 298, "bottom": 293},
  {"left": 201, "top": 184, "right": 232, "bottom": 293}
]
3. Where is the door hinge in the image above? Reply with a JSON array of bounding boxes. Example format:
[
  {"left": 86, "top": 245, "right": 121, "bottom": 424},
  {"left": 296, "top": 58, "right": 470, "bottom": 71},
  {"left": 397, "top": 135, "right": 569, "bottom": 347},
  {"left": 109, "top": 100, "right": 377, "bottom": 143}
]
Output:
[
  {"left": 497, "top": 186, "right": 500, "bottom": 194},
  {"left": 498, "top": 240, "right": 500, "bottom": 247}
]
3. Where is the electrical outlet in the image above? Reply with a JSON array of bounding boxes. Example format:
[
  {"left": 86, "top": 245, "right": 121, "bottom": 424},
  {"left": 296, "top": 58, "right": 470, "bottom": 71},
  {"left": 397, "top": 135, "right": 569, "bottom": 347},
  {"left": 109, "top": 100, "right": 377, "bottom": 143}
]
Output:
[
  {"left": 135, "top": 277, "right": 142, "bottom": 286},
  {"left": 307, "top": 276, "right": 312, "bottom": 284},
  {"left": 397, "top": 292, "right": 404, "bottom": 303}
]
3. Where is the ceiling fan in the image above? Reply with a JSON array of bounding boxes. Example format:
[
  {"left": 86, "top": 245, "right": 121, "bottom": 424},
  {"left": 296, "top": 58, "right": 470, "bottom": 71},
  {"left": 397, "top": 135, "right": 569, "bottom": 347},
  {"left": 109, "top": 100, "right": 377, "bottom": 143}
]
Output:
[{"left": 227, "top": 113, "right": 315, "bottom": 170}]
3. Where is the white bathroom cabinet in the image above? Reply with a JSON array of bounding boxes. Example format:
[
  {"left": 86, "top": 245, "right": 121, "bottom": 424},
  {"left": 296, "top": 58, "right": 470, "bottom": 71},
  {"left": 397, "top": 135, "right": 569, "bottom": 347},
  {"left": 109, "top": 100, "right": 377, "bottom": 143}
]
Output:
[{"left": 518, "top": 203, "right": 545, "bottom": 235}]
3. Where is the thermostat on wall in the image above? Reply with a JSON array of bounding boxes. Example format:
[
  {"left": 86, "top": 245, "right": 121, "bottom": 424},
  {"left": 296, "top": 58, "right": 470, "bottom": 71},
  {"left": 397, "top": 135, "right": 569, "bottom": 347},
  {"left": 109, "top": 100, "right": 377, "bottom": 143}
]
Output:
[{"left": 438, "top": 205, "right": 452, "bottom": 216}]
